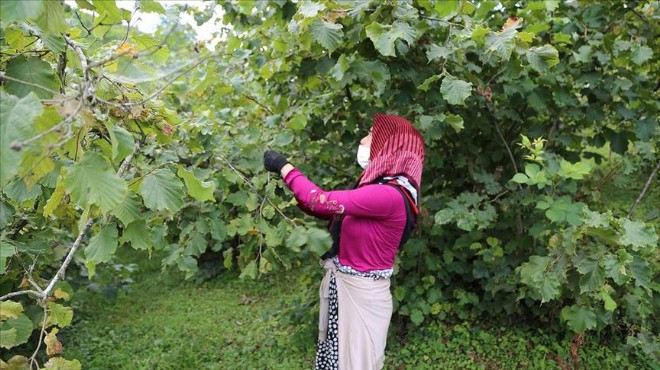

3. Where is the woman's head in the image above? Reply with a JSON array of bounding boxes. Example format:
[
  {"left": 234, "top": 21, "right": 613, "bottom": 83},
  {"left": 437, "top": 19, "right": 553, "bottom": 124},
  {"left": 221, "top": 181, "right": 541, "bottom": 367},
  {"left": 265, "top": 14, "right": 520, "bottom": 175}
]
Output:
[{"left": 358, "top": 114, "right": 425, "bottom": 189}]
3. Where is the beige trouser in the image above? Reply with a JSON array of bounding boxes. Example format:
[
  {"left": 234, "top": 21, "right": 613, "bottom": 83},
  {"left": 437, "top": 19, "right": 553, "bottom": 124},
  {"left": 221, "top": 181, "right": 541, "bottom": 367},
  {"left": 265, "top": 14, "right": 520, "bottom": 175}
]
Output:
[{"left": 319, "top": 259, "right": 393, "bottom": 370}]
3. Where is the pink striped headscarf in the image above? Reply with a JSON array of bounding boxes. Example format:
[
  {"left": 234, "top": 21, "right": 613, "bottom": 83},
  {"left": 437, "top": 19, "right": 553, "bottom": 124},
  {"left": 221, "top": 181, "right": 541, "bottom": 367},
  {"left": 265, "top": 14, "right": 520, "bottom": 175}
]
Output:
[{"left": 358, "top": 114, "right": 425, "bottom": 190}]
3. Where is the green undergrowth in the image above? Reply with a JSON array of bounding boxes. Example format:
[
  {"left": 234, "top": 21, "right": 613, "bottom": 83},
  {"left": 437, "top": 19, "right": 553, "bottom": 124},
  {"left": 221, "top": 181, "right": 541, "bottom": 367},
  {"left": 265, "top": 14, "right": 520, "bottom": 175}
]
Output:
[{"left": 60, "top": 250, "right": 653, "bottom": 369}]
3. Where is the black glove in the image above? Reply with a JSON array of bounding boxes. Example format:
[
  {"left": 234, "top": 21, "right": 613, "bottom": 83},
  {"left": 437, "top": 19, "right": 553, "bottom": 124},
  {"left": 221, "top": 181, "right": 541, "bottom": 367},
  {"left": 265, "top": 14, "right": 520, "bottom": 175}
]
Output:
[{"left": 264, "top": 150, "right": 289, "bottom": 173}]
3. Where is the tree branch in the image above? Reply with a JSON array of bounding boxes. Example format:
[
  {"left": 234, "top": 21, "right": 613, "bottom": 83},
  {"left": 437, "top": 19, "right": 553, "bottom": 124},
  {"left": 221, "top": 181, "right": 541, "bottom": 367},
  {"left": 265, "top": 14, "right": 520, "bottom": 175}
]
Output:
[
  {"left": 627, "top": 161, "right": 660, "bottom": 218},
  {"left": 40, "top": 144, "right": 140, "bottom": 301},
  {"left": 0, "top": 290, "right": 42, "bottom": 301}
]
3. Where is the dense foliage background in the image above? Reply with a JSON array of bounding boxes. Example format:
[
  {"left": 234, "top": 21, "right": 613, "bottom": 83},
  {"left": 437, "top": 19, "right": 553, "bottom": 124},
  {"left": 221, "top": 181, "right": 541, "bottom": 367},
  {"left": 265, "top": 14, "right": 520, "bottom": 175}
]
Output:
[{"left": 1, "top": 0, "right": 658, "bottom": 368}]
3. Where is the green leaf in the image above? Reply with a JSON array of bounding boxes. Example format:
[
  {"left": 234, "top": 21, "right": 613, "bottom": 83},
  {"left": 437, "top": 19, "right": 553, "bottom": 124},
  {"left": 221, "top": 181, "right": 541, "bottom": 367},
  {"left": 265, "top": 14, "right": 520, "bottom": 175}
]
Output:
[
  {"left": 632, "top": 46, "right": 653, "bottom": 65},
  {"left": 511, "top": 173, "right": 529, "bottom": 184},
  {"left": 619, "top": 219, "right": 658, "bottom": 250},
  {"left": 526, "top": 45, "right": 559, "bottom": 72},
  {"left": 177, "top": 166, "right": 216, "bottom": 203},
  {"left": 0, "top": 0, "right": 45, "bottom": 22},
  {"left": 92, "top": 0, "right": 123, "bottom": 22},
  {"left": 351, "top": 59, "right": 391, "bottom": 94},
  {"left": 110, "top": 191, "right": 142, "bottom": 226},
  {"left": 44, "top": 357, "right": 82, "bottom": 370},
  {"left": 485, "top": 28, "right": 517, "bottom": 61},
  {"left": 239, "top": 260, "right": 258, "bottom": 279},
  {"left": 107, "top": 125, "right": 135, "bottom": 163},
  {"left": 577, "top": 258, "right": 605, "bottom": 293},
  {"left": 0, "top": 300, "right": 23, "bottom": 320},
  {"left": 443, "top": 113, "right": 464, "bottom": 133},
  {"left": 285, "top": 226, "right": 308, "bottom": 252},
  {"left": 366, "top": 21, "right": 416, "bottom": 57},
  {"left": 138, "top": 0, "right": 165, "bottom": 14},
  {"left": 122, "top": 220, "right": 151, "bottom": 251},
  {"left": 426, "top": 44, "right": 453, "bottom": 61},
  {"left": 629, "top": 257, "right": 651, "bottom": 292},
  {"left": 139, "top": 168, "right": 184, "bottom": 213},
  {"left": 518, "top": 256, "right": 560, "bottom": 303},
  {"left": 560, "top": 305, "right": 597, "bottom": 333},
  {"left": 435, "top": 0, "right": 458, "bottom": 18},
  {"left": 0, "top": 92, "right": 42, "bottom": 186},
  {"left": 47, "top": 302, "right": 73, "bottom": 327},
  {"left": 75, "top": 0, "right": 96, "bottom": 11},
  {"left": 410, "top": 309, "right": 425, "bottom": 325},
  {"left": 600, "top": 291, "right": 617, "bottom": 312},
  {"left": 604, "top": 251, "right": 632, "bottom": 285},
  {"left": 35, "top": 0, "right": 68, "bottom": 35},
  {"left": 85, "top": 223, "right": 118, "bottom": 264},
  {"left": 309, "top": 20, "right": 343, "bottom": 52},
  {"left": 64, "top": 152, "right": 128, "bottom": 213},
  {"left": 471, "top": 25, "right": 491, "bottom": 45},
  {"left": 209, "top": 218, "right": 226, "bottom": 241},
  {"left": 0, "top": 328, "right": 17, "bottom": 350},
  {"left": 299, "top": 1, "right": 325, "bottom": 17},
  {"left": 287, "top": 114, "right": 308, "bottom": 131},
  {"left": 3, "top": 178, "right": 42, "bottom": 202},
  {"left": 440, "top": 76, "right": 472, "bottom": 105},
  {"left": 0, "top": 313, "right": 32, "bottom": 349},
  {"left": 0, "top": 200, "right": 15, "bottom": 230},
  {"left": 0, "top": 241, "right": 16, "bottom": 275},
  {"left": 306, "top": 227, "right": 331, "bottom": 255},
  {"left": 475, "top": 1, "right": 497, "bottom": 19}
]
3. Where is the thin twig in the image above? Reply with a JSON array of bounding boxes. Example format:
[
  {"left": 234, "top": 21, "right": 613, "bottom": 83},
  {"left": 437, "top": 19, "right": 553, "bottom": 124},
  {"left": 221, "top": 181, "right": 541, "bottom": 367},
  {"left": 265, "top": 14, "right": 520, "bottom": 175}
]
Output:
[
  {"left": 217, "top": 155, "right": 297, "bottom": 226},
  {"left": 0, "top": 290, "right": 42, "bottom": 301},
  {"left": 30, "top": 305, "right": 49, "bottom": 369},
  {"left": 117, "top": 57, "right": 209, "bottom": 107},
  {"left": 87, "top": 22, "right": 179, "bottom": 69},
  {"left": 10, "top": 99, "right": 83, "bottom": 151},
  {"left": 627, "top": 161, "right": 660, "bottom": 218},
  {"left": 243, "top": 94, "right": 274, "bottom": 115}
]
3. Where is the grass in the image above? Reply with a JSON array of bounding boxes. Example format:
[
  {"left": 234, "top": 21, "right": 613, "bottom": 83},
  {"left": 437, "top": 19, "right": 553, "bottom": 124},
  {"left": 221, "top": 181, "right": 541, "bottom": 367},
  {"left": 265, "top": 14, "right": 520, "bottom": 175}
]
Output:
[{"left": 59, "top": 250, "right": 654, "bottom": 370}]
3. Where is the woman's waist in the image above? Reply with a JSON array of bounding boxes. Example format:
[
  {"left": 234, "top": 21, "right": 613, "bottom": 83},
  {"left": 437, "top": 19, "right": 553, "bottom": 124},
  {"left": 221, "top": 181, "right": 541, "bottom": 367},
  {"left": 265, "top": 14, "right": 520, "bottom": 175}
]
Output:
[{"left": 331, "top": 256, "right": 393, "bottom": 280}]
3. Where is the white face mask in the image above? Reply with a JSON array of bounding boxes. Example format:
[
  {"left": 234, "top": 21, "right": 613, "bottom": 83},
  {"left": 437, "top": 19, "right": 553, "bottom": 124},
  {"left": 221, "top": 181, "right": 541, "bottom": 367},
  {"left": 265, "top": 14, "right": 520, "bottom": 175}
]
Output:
[{"left": 357, "top": 144, "right": 370, "bottom": 169}]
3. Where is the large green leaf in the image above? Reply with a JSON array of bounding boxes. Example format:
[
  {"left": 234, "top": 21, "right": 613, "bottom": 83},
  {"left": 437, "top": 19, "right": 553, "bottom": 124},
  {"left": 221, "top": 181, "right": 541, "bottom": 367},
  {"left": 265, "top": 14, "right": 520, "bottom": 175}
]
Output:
[
  {"left": 0, "top": 200, "right": 15, "bottom": 230},
  {"left": 47, "top": 302, "right": 73, "bottom": 327},
  {"left": 577, "top": 258, "right": 605, "bottom": 293},
  {"left": 107, "top": 124, "right": 135, "bottom": 163},
  {"left": 629, "top": 256, "right": 652, "bottom": 292},
  {"left": 122, "top": 220, "right": 151, "bottom": 251},
  {"left": 309, "top": 19, "right": 343, "bottom": 52},
  {"left": 63, "top": 152, "right": 128, "bottom": 213},
  {"left": 0, "top": 92, "right": 42, "bottom": 187},
  {"left": 526, "top": 45, "right": 559, "bottom": 73},
  {"left": 0, "top": 0, "right": 44, "bottom": 22},
  {"left": 0, "top": 241, "right": 16, "bottom": 275},
  {"left": 366, "top": 21, "right": 416, "bottom": 57},
  {"left": 176, "top": 166, "right": 216, "bottom": 203},
  {"left": 560, "top": 305, "right": 597, "bottom": 333},
  {"left": 92, "top": 0, "right": 123, "bottom": 22},
  {"left": 485, "top": 28, "right": 517, "bottom": 61},
  {"left": 299, "top": 1, "right": 325, "bottom": 17},
  {"left": 85, "top": 223, "right": 118, "bottom": 264},
  {"left": 619, "top": 219, "right": 658, "bottom": 250},
  {"left": 139, "top": 168, "right": 184, "bottom": 213},
  {"left": 0, "top": 313, "right": 33, "bottom": 349},
  {"left": 4, "top": 56, "right": 59, "bottom": 99},
  {"left": 440, "top": 76, "right": 472, "bottom": 105},
  {"left": 35, "top": 0, "right": 67, "bottom": 35},
  {"left": 110, "top": 191, "right": 142, "bottom": 227}
]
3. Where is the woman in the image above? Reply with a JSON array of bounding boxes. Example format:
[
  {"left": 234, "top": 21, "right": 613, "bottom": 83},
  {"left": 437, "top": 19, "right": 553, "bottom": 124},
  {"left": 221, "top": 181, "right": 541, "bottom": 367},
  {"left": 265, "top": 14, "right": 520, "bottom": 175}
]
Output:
[{"left": 263, "top": 113, "right": 425, "bottom": 369}]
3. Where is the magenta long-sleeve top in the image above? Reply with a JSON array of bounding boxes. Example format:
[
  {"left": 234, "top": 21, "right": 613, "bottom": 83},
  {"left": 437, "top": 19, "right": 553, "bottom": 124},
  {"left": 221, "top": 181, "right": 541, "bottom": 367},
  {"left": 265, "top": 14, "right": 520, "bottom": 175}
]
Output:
[{"left": 284, "top": 168, "right": 407, "bottom": 272}]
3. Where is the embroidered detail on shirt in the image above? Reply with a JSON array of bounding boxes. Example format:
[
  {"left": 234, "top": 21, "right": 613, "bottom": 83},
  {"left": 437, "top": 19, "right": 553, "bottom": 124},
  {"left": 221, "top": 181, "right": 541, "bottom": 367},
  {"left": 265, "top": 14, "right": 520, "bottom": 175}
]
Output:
[
  {"left": 332, "top": 256, "right": 393, "bottom": 280},
  {"left": 310, "top": 192, "right": 345, "bottom": 214}
]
